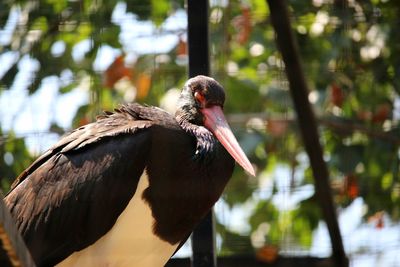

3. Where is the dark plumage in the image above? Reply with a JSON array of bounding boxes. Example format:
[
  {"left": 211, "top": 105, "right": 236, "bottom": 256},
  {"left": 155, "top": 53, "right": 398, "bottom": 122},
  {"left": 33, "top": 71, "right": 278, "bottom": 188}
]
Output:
[{"left": 4, "top": 75, "right": 254, "bottom": 267}]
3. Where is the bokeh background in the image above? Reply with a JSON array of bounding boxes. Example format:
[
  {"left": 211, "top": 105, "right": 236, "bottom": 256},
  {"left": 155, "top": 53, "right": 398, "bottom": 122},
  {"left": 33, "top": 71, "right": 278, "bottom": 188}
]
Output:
[{"left": 1, "top": 0, "right": 400, "bottom": 266}]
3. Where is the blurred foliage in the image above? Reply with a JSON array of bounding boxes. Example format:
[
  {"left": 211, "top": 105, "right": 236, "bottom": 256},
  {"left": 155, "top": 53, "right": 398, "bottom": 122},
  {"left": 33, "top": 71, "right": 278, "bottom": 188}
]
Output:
[
  {"left": 0, "top": 128, "right": 33, "bottom": 190},
  {"left": 1, "top": 0, "right": 400, "bottom": 261}
]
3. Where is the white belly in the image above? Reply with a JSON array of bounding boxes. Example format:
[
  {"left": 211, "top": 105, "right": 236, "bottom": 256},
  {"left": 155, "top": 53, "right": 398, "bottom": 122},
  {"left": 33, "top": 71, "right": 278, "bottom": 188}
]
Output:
[{"left": 57, "top": 171, "right": 179, "bottom": 267}]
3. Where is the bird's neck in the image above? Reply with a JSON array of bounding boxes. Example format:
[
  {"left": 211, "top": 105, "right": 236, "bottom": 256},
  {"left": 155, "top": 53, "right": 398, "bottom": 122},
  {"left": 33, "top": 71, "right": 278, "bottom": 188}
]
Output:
[{"left": 177, "top": 118, "right": 217, "bottom": 160}]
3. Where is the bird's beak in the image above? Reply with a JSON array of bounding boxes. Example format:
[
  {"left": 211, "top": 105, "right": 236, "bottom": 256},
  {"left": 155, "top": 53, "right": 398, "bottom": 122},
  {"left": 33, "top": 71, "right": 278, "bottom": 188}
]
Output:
[{"left": 202, "top": 105, "right": 255, "bottom": 176}]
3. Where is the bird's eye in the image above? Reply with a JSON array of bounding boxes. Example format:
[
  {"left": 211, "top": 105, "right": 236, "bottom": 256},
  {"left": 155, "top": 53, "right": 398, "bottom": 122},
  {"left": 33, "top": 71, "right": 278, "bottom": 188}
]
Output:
[{"left": 194, "top": 91, "right": 206, "bottom": 106}]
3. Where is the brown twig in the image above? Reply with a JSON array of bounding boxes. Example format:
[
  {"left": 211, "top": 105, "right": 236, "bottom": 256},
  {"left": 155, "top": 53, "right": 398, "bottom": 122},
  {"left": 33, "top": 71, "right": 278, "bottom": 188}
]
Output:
[{"left": 265, "top": 1, "right": 349, "bottom": 266}]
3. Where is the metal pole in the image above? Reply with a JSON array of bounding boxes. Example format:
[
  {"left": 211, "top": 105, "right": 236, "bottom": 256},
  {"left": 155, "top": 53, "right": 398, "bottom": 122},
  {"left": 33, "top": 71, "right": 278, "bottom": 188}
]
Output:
[
  {"left": 187, "top": 0, "right": 210, "bottom": 77},
  {"left": 187, "top": 0, "right": 216, "bottom": 267}
]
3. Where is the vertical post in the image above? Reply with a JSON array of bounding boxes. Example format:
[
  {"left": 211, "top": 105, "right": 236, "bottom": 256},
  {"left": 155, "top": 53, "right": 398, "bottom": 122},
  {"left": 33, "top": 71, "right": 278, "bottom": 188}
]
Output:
[
  {"left": 190, "top": 213, "right": 216, "bottom": 267},
  {"left": 187, "top": 0, "right": 210, "bottom": 76},
  {"left": 187, "top": 1, "right": 216, "bottom": 267}
]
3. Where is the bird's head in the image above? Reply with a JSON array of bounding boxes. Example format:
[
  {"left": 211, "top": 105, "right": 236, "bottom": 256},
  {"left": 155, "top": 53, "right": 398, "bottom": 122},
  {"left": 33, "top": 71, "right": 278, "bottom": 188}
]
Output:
[{"left": 176, "top": 75, "right": 255, "bottom": 176}]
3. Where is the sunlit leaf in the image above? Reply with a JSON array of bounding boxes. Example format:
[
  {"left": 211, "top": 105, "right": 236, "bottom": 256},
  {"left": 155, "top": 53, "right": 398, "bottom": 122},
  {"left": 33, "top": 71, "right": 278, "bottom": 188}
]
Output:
[
  {"left": 151, "top": 0, "right": 170, "bottom": 26},
  {"left": 31, "top": 16, "right": 48, "bottom": 33},
  {"left": 135, "top": 73, "right": 151, "bottom": 100}
]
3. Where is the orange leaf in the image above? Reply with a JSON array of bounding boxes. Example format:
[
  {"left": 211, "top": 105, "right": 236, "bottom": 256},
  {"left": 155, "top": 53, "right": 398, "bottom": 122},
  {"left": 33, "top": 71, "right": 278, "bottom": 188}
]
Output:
[
  {"left": 78, "top": 117, "right": 89, "bottom": 127},
  {"left": 233, "top": 6, "right": 252, "bottom": 45},
  {"left": 135, "top": 73, "right": 151, "bottom": 100},
  {"left": 368, "top": 211, "right": 385, "bottom": 229},
  {"left": 376, "top": 216, "right": 384, "bottom": 229},
  {"left": 176, "top": 37, "right": 187, "bottom": 56},
  {"left": 356, "top": 110, "right": 372, "bottom": 121},
  {"left": 345, "top": 174, "right": 358, "bottom": 199},
  {"left": 256, "top": 245, "right": 279, "bottom": 263},
  {"left": 104, "top": 55, "right": 133, "bottom": 88},
  {"left": 372, "top": 104, "right": 390, "bottom": 123},
  {"left": 266, "top": 119, "right": 288, "bottom": 137},
  {"left": 330, "top": 82, "right": 345, "bottom": 107}
]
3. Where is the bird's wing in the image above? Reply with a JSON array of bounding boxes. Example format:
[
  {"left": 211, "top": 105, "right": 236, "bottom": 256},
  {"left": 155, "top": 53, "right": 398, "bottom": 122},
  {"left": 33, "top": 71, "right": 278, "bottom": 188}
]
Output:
[
  {"left": 4, "top": 103, "right": 176, "bottom": 266},
  {"left": 7, "top": 103, "right": 169, "bottom": 192}
]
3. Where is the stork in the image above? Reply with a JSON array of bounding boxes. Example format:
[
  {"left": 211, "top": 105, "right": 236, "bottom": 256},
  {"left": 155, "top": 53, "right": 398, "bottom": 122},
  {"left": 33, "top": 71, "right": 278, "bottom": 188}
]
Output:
[{"left": 4, "top": 75, "right": 255, "bottom": 267}]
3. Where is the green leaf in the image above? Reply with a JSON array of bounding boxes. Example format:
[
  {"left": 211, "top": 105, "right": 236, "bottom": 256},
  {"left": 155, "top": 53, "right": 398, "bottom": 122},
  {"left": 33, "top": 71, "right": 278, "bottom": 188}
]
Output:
[
  {"left": 31, "top": 16, "right": 48, "bottom": 33},
  {"left": 151, "top": 0, "right": 170, "bottom": 26},
  {"left": 46, "top": 0, "right": 68, "bottom": 13}
]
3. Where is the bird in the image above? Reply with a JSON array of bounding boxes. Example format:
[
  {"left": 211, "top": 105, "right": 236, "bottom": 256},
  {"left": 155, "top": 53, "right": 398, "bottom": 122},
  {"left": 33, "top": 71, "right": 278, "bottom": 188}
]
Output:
[{"left": 4, "top": 75, "right": 255, "bottom": 267}]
